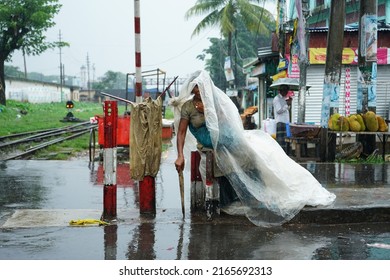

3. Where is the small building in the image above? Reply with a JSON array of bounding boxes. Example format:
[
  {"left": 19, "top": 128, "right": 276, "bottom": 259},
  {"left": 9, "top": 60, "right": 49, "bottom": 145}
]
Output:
[{"left": 5, "top": 76, "right": 79, "bottom": 103}]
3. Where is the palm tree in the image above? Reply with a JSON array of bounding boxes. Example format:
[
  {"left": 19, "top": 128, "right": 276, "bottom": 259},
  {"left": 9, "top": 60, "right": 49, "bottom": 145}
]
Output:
[{"left": 185, "top": 0, "right": 274, "bottom": 86}]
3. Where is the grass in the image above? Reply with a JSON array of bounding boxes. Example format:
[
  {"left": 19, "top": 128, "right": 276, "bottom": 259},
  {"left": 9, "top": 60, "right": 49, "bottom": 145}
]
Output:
[
  {"left": 0, "top": 100, "right": 174, "bottom": 160},
  {"left": 0, "top": 100, "right": 104, "bottom": 134}
]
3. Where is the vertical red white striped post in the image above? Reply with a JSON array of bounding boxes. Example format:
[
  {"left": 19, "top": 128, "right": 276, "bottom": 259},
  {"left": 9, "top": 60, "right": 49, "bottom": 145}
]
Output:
[
  {"left": 345, "top": 67, "right": 351, "bottom": 116},
  {"left": 134, "top": 0, "right": 156, "bottom": 214},
  {"left": 139, "top": 175, "right": 156, "bottom": 214},
  {"left": 134, "top": 0, "right": 142, "bottom": 104},
  {"left": 102, "top": 101, "right": 118, "bottom": 220}
]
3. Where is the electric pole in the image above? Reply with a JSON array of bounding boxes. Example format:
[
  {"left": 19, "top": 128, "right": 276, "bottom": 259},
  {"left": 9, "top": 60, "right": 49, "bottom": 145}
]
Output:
[
  {"left": 296, "top": 0, "right": 310, "bottom": 124},
  {"left": 22, "top": 48, "right": 27, "bottom": 79},
  {"left": 321, "top": 0, "right": 346, "bottom": 161},
  {"left": 357, "top": 0, "right": 378, "bottom": 154},
  {"left": 321, "top": 0, "right": 346, "bottom": 126},
  {"left": 87, "top": 53, "right": 91, "bottom": 98},
  {"left": 58, "top": 30, "right": 64, "bottom": 102}
]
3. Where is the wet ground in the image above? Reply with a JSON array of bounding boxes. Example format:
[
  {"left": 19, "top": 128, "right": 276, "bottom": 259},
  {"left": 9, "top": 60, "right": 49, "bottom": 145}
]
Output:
[{"left": 0, "top": 145, "right": 390, "bottom": 260}]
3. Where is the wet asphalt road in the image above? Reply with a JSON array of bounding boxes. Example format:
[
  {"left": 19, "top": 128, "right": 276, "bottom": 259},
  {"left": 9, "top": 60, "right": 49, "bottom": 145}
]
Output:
[{"left": 0, "top": 145, "right": 390, "bottom": 260}]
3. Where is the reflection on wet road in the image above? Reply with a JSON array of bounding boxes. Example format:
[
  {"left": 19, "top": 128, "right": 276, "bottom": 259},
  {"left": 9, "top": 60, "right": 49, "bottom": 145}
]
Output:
[
  {"left": 1, "top": 149, "right": 390, "bottom": 260},
  {"left": 1, "top": 221, "right": 390, "bottom": 260}
]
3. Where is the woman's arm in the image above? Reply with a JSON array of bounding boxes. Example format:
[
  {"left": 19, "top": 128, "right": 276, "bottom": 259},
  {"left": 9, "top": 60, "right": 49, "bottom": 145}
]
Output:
[{"left": 175, "top": 118, "right": 189, "bottom": 172}]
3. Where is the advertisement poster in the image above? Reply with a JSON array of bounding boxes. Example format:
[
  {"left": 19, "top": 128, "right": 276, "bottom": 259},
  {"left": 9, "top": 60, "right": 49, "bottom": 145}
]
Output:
[
  {"left": 362, "top": 14, "right": 378, "bottom": 62},
  {"left": 357, "top": 63, "right": 377, "bottom": 112},
  {"left": 309, "top": 48, "right": 388, "bottom": 65},
  {"left": 224, "top": 56, "right": 235, "bottom": 82}
]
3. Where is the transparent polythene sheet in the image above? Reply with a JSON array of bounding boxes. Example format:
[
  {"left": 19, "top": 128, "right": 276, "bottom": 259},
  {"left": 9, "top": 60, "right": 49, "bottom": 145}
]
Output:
[{"left": 170, "top": 70, "right": 336, "bottom": 227}]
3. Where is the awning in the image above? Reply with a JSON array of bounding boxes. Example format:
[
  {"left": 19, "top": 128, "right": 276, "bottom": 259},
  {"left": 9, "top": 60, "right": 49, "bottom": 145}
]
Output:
[{"left": 270, "top": 78, "right": 311, "bottom": 91}]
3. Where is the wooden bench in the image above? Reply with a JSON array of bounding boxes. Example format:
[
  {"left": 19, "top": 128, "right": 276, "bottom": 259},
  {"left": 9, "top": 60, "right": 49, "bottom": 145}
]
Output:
[{"left": 285, "top": 136, "right": 321, "bottom": 162}]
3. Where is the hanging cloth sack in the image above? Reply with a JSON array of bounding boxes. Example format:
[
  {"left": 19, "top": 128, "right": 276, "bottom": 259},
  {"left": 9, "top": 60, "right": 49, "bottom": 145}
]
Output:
[{"left": 130, "top": 97, "right": 163, "bottom": 181}]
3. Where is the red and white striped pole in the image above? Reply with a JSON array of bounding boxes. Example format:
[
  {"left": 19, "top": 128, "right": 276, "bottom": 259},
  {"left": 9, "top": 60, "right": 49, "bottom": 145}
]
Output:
[
  {"left": 102, "top": 101, "right": 118, "bottom": 220},
  {"left": 133, "top": 0, "right": 156, "bottom": 214},
  {"left": 345, "top": 67, "right": 351, "bottom": 116},
  {"left": 134, "top": 0, "right": 142, "bottom": 103}
]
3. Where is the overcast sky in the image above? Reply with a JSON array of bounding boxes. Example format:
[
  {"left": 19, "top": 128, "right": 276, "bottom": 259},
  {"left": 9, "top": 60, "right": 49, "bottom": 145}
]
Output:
[{"left": 9, "top": 0, "right": 277, "bottom": 81}]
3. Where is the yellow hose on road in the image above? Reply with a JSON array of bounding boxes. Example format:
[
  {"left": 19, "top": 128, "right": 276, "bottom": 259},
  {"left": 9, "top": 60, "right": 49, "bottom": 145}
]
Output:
[{"left": 69, "top": 219, "right": 109, "bottom": 226}]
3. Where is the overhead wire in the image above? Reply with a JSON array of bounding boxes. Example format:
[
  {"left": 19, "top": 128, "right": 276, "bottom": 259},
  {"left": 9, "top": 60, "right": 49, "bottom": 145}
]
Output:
[{"left": 144, "top": 27, "right": 217, "bottom": 68}]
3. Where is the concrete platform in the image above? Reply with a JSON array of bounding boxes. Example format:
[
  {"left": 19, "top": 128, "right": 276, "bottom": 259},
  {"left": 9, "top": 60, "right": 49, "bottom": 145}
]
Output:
[{"left": 292, "top": 188, "right": 390, "bottom": 224}]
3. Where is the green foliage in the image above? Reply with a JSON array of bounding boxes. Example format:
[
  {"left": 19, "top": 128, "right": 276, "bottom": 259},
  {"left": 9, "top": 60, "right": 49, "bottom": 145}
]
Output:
[
  {"left": 188, "top": 1, "right": 275, "bottom": 88},
  {"left": 4, "top": 65, "right": 25, "bottom": 78},
  {"left": 164, "top": 106, "right": 174, "bottom": 119},
  {"left": 202, "top": 17, "right": 272, "bottom": 89},
  {"left": 336, "top": 157, "right": 385, "bottom": 164},
  {"left": 0, "top": 100, "right": 102, "bottom": 135},
  {"left": 0, "top": 101, "right": 104, "bottom": 159},
  {"left": 4, "top": 65, "right": 79, "bottom": 87},
  {"left": 0, "top": 0, "right": 64, "bottom": 105},
  {"left": 93, "top": 71, "right": 127, "bottom": 90},
  {"left": 0, "top": 0, "right": 62, "bottom": 59},
  {"left": 186, "top": 0, "right": 274, "bottom": 39}
]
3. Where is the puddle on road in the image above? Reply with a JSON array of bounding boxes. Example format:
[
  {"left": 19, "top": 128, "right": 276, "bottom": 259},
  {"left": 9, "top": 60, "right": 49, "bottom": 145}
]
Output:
[{"left": 1, "top": 158, "right": 390, "bottom": 260}]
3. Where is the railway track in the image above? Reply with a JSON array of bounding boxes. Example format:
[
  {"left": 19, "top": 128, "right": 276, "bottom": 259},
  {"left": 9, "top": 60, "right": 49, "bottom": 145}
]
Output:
[{"left": 0, "top": 121, "right": 97, "bottom": 160}]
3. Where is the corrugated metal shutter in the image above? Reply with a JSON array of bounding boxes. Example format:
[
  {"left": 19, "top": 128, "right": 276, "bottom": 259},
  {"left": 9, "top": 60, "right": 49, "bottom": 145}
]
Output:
[
  {"left": 291, "top": 65, "right": 324, "bottom": 124},
  {"left": 291, "top": 64, "right": 390, "bottom": 124},
  {"left": 376, "top": 65, "right": 390, "bottom": 119}
]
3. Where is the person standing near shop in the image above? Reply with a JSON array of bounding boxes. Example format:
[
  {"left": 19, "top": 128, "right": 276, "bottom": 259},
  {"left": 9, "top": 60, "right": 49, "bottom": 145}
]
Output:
[{"left": 273, "top": 85, "right": 291, "bottom": 152}]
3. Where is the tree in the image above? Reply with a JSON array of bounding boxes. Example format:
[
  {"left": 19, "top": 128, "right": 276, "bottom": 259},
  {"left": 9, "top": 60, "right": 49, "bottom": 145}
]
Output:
[
  {"left": 185, "top": 0, "right": 274, "bottom": 87},
  {"left": 93, "top": 71, "right": 126, "bottom": 90},
  {"left": 4, "top": 65, "right": 24, "bottom": 78},
  {"left": 0, "top": 0, "right": 65, "bottom": 106},
  {"left": 200, "top": 20, "right": 272, "bottom": 90}
]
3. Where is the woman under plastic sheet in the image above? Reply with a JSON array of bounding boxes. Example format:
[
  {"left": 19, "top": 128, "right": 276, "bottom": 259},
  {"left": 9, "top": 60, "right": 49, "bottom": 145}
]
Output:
[{"left": 170, "top": 70, "right": 336, "bottom": 227}]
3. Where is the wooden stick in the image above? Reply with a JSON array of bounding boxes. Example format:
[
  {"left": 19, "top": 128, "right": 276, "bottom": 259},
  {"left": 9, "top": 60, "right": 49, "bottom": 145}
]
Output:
[{"left": 179, "top": 170, "right": 185, "bottom": 217}]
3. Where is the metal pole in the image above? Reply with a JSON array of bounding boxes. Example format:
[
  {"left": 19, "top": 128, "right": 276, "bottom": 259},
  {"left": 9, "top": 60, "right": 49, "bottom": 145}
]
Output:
[
  {"left": 357, "top": 0, "right": 378, "bottom": 155},
  {"left": 102, "top": 101, "right": 118, "bottom": 221},
  {"left": 133, "top": 0, "right": 156, "bottom": 216},
  {"left": 139, "top": 176, "right": 156, "bottom": 214},
  {"left": 320, "top": 0, "right": 346, "bottom": 161},
  {"left": 296, "top": 0, "right": 310, "bottom": 124},
  {"left": 321, "top": 0, "right": 345, "bottom": 121},
  {"left": 134, "top": 0, "right": 142, "bottom": 104},
  {"left": 190, "top": 151, "right": 204, "bottom": 211},
  {"left": 205, "top": 151, "right": 218, "bottom": 220},
  {"left": 125, "top": 74, "right": 129, "bottom": 112}
]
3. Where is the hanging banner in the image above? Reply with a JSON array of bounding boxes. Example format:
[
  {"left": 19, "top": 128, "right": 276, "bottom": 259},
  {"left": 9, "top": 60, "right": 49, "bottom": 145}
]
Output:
[
  {"left": 361, "top": 14, "right": 378, "bottom": 62},
  {"left": 285, "top": 54, "right": 300, "bottom": 78},
  {"left": 224, "top": 56, "right": 235, "bottom": 82},
  {"left": 309, "top": 48, "right": 388, "bottom": 65}
]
